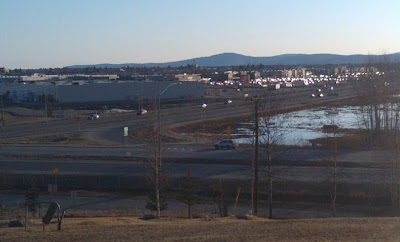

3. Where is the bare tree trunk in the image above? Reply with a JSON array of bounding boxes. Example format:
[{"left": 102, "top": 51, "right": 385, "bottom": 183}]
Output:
[
  {"left": 332, "top": 142, "right": 337, "bottom": 217},
  {"left": 268, "top": 164, "right": 273, "bottom": 219},
  {"left": 374, "top": 104, "right": 380, "bottom": 138},
  {"left": 384, "top": 103, "right": 389, "bottom": 133},
  {"left": 326, "top": 110, "right": 339, "bottom": 217},
  {"left": 369, "top": 106, "right": 374, "bottom": 147},
  {"left": 155, "top": 167, "right": 161, "bottom": 217},
  {"left": 391, "top": 136, "right": 400, "bottom": 209},
  {"left": 252, "top": 100, "right": 260, "bottom": 215}
]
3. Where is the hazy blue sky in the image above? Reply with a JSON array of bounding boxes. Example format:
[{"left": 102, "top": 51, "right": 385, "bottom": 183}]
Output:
[{"left": 0, "top": 0, "right": 399, "bottom": 68}]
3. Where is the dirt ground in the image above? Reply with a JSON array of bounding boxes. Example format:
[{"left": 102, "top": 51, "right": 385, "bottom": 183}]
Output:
[{"left": 1, "top": 216, "right": 399, "bottom": 241}]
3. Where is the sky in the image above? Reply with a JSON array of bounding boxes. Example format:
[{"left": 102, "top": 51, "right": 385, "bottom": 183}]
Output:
[{"left": 0, "top": 0, "right": 399, "bottom": 68}]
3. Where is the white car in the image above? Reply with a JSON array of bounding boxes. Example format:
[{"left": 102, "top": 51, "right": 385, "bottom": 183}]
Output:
[
  {"left": 88, "top": 114, "right": 100, "bottom": 120},
  {"left": 225, "top": 100, "right": 232, "bottom": 104},
  {"left": 137, "top": 109, "right": 148, "bottom": 115},
  {"left": 311, "top": 94, "right": 316, "bottom": 98},
  {"left": 200, "top": 103, "right": 207, "bottom": 108},
  {"left": 318, "top": 93, "right": 324, "bottom": 97}
]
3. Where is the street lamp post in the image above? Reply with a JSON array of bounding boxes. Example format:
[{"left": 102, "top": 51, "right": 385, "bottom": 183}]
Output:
[
  {"left": 157, "top": 82, "right": 180, "bottom": 167},
  {"left": 154, "top": 81, "right": 181, "bottom": 218},
  {"left": 1, "top": 93, "right": 5, "bottom": 128}
]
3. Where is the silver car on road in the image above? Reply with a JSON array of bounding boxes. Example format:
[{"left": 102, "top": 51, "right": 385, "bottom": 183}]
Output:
[{"left": 214, "top": 139, "right": 238, "bottom": 150}]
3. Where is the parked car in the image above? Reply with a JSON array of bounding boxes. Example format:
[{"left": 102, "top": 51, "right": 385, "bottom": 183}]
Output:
[
  {"left": 318, "top": 93, "right": 324, "bottom": 97},
  {"left": 214, "top": 139, "right": 238, "bottom": 150},
  {"left": 87, "top": 114, "right": 99, "bottom": 120},
  {"left": 200, "top": 103, "right": 207, "bottom": 108},
  {"left": 225, "top": 100, "right": 232, "bottom": 104},
  {"left": 311, "top": 93, "right": 316, "bottom": 97},
  {"left": 137, "top": 109, "right": 148, "bottom": 115}
]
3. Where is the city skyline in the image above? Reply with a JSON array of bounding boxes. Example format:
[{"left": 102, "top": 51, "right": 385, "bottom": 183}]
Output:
[{"left": 1, "top": 0, "right": 399, "bottom": 68}]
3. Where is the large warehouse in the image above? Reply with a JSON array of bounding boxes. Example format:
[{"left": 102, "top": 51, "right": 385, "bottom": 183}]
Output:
[{"left": 0, "top": 80, "right": 205, "bottom": 104}]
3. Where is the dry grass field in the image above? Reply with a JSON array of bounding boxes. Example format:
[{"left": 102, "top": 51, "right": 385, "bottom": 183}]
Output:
[
  {"left": 0, "top": 132, "right": 104, "bottom": 146},
  {"left": 1, "top": 216, "right": 399, "bottom": 241}
]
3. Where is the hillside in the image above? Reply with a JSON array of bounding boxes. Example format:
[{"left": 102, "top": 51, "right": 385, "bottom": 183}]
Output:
[{"left": 67, "top": 52, "right": 400, "bottom": 68}]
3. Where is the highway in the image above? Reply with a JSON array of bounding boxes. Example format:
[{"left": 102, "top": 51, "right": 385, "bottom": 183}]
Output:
[
  {"left": 0, "top": 86, "right": 359, "bottom": 147},
  {"left": 0, "top": 144, "right": 390, "bottom": 171},
  {"left": 0, "top": 85, "right": 375, "bottom": 185},
  {"left": 0, "top": 158, "right": 387, "bottom": 184}
]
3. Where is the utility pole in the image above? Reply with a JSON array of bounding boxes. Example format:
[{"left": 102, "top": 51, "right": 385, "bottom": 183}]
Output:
[
  {"left": 44, "top": 90, "right": 48, "bottom": 122},
  {"left": 53, "top": 82, "right": 58, "bottom": 110},
  {"left": 157, "top": 86, "right": 162, "bottom": 217},
  {"left": 1, "top": 93, "right": 4, "bottom": 128},
  {"left": 251, "top": 98, "right": 261, "bottom": 215},
  {"left": 152, "top": 82, "right": 179, "bottom": 218},
  {"left": 157, "top": 87, "right": 161, "bottom": 168},
  {"left": 154, "top": 85, "right": 161, "bottom": 218}
]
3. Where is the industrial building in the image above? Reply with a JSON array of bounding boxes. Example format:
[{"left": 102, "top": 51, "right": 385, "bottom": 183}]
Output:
[{"left": 0, "top": 80, "right": 205, "bottom": 104}]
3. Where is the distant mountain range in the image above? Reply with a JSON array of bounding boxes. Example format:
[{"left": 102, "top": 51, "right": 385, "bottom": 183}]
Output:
[{"left": 67, "top": 52, "right": 400, "bottom": 68}]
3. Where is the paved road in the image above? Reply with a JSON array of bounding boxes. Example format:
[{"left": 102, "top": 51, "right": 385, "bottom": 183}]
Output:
[
  {"left": 0, "top": 158, "right": 388, "bottom": 184},
  {"left": 0, "top": 86, "right": 375, "bottom": 183},
  {"left": 0, "top": 145, "right": 391, "bottom": 166},
  {"left": 0, "top": 86, "right": 358, "bottom": 146}
]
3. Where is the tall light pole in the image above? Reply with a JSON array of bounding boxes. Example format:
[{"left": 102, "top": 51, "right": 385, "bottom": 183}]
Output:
[
  {"left": 44, "top": 89, "right": 48, "bottom": 122},
  {"left": 157, "top": 82, "right": 180, "bottom": 167},
  {"left": 251, "top": 97, "right": 262, "bottom": 215},
  {"left": 154, "top": 81, "right": 181, "bottom": 218},
  {"left": 1, "top": 93, "right": 5, "bottom": 128}
]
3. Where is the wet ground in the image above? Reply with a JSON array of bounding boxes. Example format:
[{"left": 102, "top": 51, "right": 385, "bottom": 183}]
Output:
[{"left": 237, "top": 106, "right": 363, "bottom": 145}]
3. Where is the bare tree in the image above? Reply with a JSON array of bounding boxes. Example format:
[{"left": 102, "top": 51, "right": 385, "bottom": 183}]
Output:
[
  {"left": 212, "top": 180, "right": 230, "bottom": 217},
  {"left": 251, "top": 98, "right": 262, "bottom": 215},
  {"left": 358, "top": 54, "right": 393, "bottom": 147},
  {"left": 386, "top": 97, "right": 400, "bottom": 209},
  {"left": 259, "top": 93, "right": 289, "bottom": 219},
  {"left": 357, "top": 54, "right": 400, "bottom": 209},
  {"left": 323, "top": 108, "right": 341, "bottom": 217},
  {"left": 145, "top": 88, "right": 164, "bottom": 217}
]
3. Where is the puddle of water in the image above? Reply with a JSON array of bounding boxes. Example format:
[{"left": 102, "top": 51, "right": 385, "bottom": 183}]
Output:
[{"left": 236, "top": 106, "right": 363, "bottom": 145}]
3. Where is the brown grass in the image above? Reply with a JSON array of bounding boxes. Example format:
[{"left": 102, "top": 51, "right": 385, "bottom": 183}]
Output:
[
  {"left": 2, "top": 111, "right": 60, "bottom": 125},
  {"left": 1, "top": 216, "right": 399, "bottom": 241},
  {"left": 0, "top": 132, "right": 103, "bottom": 146},
  {"left": 310, "top": 129, "right": 366, "bottom": 149},
  {"left": 133, "top": 126, "right": 189, "bottom": 144}
]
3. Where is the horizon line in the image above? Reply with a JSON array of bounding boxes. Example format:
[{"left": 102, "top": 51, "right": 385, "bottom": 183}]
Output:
[
  {"left": 3, "top": 51, "right": 399, "bottom": 70},
  {"left": 66, "top": 51, "right": 400, "bottom": 68}
]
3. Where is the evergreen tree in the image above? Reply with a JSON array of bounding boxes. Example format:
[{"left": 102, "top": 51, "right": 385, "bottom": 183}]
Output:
[
  {"left": 179, "top": 169, "right": 198, "bottom": 218},
  {"left": 146, "top": 186, "right": 168, "bottom": 212}
]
